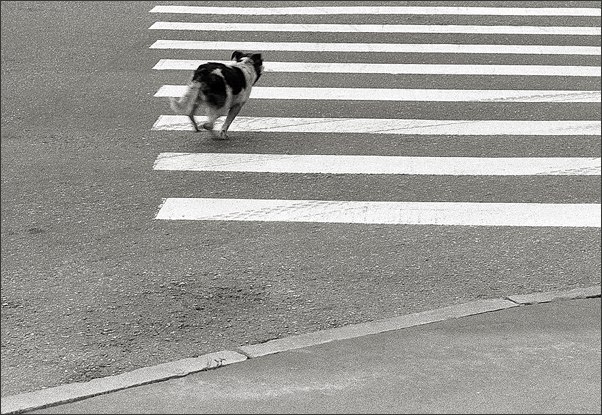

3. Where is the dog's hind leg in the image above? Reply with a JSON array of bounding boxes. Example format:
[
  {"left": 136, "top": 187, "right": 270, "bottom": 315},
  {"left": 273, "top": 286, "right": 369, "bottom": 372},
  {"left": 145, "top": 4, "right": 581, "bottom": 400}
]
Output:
[
  {"left": 218, "top": 103, "right": 243, "bottom": 140},
  {"left": 188, "top": 102, "right": 200, "bottom": 132}
]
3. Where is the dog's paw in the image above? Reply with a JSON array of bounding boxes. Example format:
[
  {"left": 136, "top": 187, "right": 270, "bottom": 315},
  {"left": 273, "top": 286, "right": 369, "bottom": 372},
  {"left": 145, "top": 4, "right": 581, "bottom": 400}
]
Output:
[
  {"left": 218, "top": 130, "right": 229, "bottom": 140},
  {"left": 206, "top": 129, "right": 223, "bottom": 140},
  {"left": 202, "top": 122, "right": 214, "bottom": 131}
]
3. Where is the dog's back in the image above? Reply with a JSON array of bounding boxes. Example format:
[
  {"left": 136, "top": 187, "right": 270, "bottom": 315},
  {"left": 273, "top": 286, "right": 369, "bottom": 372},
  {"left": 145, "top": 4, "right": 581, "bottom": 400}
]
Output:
[{"left": 192, "top": 62, "right": 249, "bottom": 111}]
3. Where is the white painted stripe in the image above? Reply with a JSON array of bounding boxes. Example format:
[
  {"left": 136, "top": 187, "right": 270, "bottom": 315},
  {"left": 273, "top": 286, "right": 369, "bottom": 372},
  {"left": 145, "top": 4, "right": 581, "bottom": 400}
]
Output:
[
  {"left": 153, "top": 59, "right": 602, "bottom": 77},
  {"left": 155, "top": 85, "right": 601, "bottom": 103},
  {"left": 152, "top": 116, "right": 602, "bottom": 136},
  {"left": 150, "top": 40, "right": 601, "bottom": 55},
  {"left": 149, "top": 22, "right": 601, "bottom": 36},
  {"left": 154, "top": 153, "right": 602, "bottom": 176},
  {"left": 155, "top": 198, "right": 601, "bottom": 227},
  {"left": 149, "top": 6, "right": 602, "bottom": 17}
]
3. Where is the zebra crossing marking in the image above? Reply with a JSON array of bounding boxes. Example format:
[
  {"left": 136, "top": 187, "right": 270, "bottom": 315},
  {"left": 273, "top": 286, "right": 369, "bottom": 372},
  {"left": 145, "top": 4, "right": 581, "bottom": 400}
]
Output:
[
  {"left": 155, "top": 85, "right": 601, "bottom": 103},
  {"left": 150, "top": 40, "right": 601, "bottom": 55},
  {"left": 149, "top": 22, "right": 601, "bottom": 36},
  {"left": 153, "top": 153, "right": 601, "bottom": 176},
  {"left": 149, "top": 5, "right": 601, "bottom": 17},
  {"left": 155, "top": 198, "right": 601, "bottom": 227},
  {"left": 153, "top": 60, "right": 602, "bottom": 77},
  {"left": 152, "top": 116, "right": 601, "bottom": 136},
  {"left": 149, "top": 4, "right": 601, "bottom": 228}
]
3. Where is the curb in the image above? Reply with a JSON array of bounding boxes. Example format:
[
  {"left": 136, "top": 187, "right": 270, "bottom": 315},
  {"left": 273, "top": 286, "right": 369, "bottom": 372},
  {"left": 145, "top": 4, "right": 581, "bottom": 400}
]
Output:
[
  {"left": 2, "top": 285, "right": 600, "bottom": 414},
  {"left": 507, "top": 285, "right": 600, "bottom": 304},
  {"left": 238, "top": 297, "right": 518, "bottom": 358},
  {"left": 239, "top": 285, "right": 601, "bottom": 358},
  {"left": 0, "top": 351, "right": 247, "bottom": 415}
]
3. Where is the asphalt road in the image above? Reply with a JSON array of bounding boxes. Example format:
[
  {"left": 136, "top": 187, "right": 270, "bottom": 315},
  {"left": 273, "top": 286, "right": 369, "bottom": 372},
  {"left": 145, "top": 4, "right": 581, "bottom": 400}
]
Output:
[{"left": 1, "top": 1, "right": 600, "bottom": 397}]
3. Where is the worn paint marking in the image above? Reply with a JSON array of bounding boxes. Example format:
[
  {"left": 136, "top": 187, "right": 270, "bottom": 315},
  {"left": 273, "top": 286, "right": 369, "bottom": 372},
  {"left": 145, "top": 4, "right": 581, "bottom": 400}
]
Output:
[
  {"left": 155, "top": 198, "right": 601, "bottom": 227},
  {"left": 153, "top": 153, "right": 601, "bottom": 176},
  {"left": 152, "top": 116, "right": 601, "bottom": 136}
]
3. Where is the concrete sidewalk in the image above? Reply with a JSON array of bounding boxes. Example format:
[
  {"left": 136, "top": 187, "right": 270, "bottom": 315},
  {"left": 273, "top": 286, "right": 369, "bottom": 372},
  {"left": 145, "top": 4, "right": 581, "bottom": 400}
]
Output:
[{"left": 3, "top": 286, "right": 600, "bottom": 414}]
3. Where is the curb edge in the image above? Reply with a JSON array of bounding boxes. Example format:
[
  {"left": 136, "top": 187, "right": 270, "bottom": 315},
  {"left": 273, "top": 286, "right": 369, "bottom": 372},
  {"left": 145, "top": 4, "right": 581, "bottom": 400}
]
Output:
[{"left": 2, "top": 285, "right": 599, "bottom": 414}]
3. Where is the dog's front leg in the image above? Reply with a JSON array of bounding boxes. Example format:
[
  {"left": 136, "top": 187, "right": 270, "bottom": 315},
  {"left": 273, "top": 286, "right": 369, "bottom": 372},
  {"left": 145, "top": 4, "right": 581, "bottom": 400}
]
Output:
[
  {"left": 218, "top": 103, "right": 243, "bottom": 139},
  {"left": 189, "top": 115, "right": 200, "bottom": 132}
]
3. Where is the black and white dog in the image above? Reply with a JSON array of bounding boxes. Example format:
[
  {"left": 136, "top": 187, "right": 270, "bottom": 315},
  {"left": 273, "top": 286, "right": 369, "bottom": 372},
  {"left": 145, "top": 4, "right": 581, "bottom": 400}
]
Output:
[{"left": 169, "top": 51, "right": 263, "bottom": 139}]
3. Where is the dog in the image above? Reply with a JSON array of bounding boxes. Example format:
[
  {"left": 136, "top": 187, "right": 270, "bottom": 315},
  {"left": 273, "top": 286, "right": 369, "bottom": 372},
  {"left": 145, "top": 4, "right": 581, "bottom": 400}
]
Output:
[{"left": 168, "top": 51, "right": 263, "bottom": 139}]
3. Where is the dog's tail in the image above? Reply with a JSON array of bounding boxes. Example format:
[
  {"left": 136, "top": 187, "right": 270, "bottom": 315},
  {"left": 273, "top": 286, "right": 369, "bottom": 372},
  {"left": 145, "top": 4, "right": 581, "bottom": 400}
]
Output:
[{"left": 168, "top": 81, "right": 202, "bottom": 115}]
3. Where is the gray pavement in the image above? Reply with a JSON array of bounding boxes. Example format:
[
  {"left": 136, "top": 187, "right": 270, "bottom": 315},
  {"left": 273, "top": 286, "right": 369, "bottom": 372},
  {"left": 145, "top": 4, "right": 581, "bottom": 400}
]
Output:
[{"left": 2, "top": 286, "right": 600, "bottom": 414}]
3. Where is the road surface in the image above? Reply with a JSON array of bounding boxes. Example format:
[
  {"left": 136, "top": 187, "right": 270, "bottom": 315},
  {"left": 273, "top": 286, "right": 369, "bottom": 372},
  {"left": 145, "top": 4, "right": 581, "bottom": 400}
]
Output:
[{"left": 1, "top": 0, "right": 600, "bottom": 397}]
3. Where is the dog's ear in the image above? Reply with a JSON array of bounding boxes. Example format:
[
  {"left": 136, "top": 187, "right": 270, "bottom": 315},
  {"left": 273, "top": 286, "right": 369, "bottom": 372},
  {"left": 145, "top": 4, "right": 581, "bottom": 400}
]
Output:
[
  {"left": 250, "top": 53, "right": 263, "bottom": 63},
  {"left": 231, "top": 51, "right": 244, "bottom": 61}
]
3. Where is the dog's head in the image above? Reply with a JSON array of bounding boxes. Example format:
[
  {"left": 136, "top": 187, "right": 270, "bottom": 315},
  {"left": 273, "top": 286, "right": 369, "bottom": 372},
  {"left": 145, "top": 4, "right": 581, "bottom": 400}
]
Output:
[{"left": 231, "top": 51, "right": 263, "bottom": 84}]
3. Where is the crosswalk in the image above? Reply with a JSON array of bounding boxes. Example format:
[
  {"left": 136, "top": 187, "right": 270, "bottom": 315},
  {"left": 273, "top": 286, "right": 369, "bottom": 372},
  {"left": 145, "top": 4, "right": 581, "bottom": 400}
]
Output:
[
  {"left": 151, "top": 39, "right": 600, "bottom": 55},
  {"left": 149, "top": 2, "right": 601, "bottom": 228},
  {"left": 153, "top": 153, "right": 601, "bottom": 176},
  {"left": 148, "top": 5, "right": 601, "bottom": 16},
  {"left": 153, "top": 60, "right": 601, "bottom": 76},
  {"left": 149, "top": 21, "right": 601, "bottom": 36},
  {"left": 156, "top": 85, "right": 600, "bottom": 102},
  {"left": 153, "top": 116, "right": 600, "bottom": 135}
]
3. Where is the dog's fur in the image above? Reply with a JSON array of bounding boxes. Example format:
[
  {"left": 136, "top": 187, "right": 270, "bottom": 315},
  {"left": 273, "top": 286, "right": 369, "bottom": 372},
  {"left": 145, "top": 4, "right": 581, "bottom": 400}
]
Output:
[{"left": 169, "top": 51, "right": 263, "bottom": 139}]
